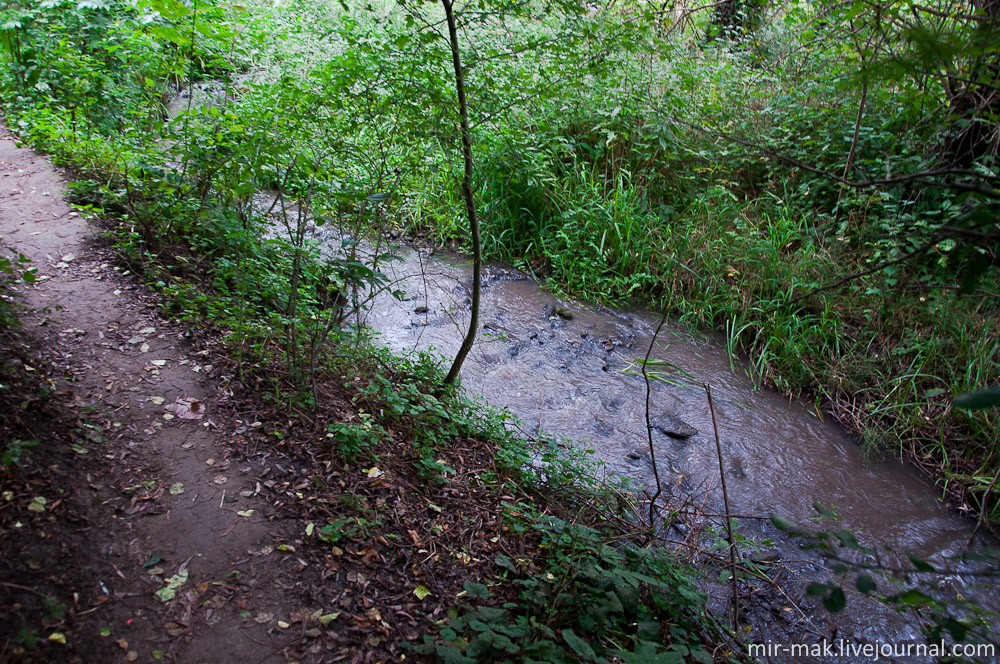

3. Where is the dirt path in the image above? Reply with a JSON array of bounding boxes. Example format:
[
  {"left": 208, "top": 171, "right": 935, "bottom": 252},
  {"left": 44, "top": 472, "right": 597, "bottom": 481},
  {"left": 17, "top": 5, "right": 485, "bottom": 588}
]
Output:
[{"left": 1, "top": 128, "right": 296, "bottom": 662}]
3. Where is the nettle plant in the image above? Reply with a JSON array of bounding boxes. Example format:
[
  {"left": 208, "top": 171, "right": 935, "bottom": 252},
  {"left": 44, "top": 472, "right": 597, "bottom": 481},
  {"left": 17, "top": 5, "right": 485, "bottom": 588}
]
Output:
[{"left": 409, "top": 513, "right": 718, "bottom": 663}]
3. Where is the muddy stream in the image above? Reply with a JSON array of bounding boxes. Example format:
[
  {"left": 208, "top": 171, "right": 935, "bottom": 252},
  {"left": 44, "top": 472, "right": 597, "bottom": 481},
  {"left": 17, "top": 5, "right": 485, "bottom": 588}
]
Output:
[
  {"left": 162, "top": 83, "right": 998, "bottom": 653},
  {"left": 319, "top": 233, "right": 998, "bottom": 657}
]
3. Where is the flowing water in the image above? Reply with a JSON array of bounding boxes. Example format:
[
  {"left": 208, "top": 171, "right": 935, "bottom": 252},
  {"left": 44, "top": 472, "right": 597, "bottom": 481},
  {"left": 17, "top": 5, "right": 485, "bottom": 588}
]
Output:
[
  {"left": 163, "top": 78, "right": 999, "bottom": 659},
  {"left": 317, "top": 234, "right": 998, "bottom": 656}
]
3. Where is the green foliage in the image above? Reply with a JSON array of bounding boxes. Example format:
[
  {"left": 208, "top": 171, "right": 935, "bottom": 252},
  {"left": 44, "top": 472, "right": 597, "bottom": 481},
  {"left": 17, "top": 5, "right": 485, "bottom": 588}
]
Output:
[
  {"left": 0, "top": 243, "right": 34, "bottom": 330},
  {"left": 772, "top": 504, "right": 1000, "bottom": 652},
  {"left": 1, "top": 438, "right": 39, "bottom": 468},
  {"left": 327, "top": 417, "right": 385, "bottom": 461},
  {"left": 409, "top": 513, "right": 716, "bottom": 663}
]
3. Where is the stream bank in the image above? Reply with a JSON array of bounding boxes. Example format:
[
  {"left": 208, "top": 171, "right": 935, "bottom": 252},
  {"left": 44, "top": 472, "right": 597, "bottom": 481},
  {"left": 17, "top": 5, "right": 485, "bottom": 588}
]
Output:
[{"left": 301, "top": 223, "right": 1000, "bottom": 654}]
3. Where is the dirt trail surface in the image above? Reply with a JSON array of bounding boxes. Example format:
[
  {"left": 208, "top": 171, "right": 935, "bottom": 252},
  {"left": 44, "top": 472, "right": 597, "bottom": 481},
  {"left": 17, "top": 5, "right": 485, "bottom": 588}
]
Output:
[{"left": 0, "top": 128, "right": 294, "bottom": 662}]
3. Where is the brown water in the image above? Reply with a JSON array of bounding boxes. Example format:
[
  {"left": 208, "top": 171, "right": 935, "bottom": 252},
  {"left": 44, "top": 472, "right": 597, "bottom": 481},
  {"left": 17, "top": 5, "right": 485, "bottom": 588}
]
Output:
[
  {"left": 165, "top": 82, "right": 997, "bottom": 653},
  {"left": 364, "top": 250, "right": 965, "bottom": 549},
  {"left": 321, "top": 237, "right": 998, "bottom": 653}
]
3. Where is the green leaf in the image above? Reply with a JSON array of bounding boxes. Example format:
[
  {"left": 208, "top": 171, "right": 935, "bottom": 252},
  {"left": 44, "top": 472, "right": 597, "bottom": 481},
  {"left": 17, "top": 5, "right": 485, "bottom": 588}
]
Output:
[
  {"left": 905, "top": 551, "right": 935, "bottom": 572},
  {"left": 823, "top": 587, "right": 846, "bottom": 613},
  {"left": 413, "top": 585, "right": 431, "bottom": 600},
  {"left": 855, "top": 574, "right": 877, "bottom": 594},
  {"left": 155, "top": 569, "right": 188, "bottom": 602},
  {"left": 770, "top": 514, "right": 800, "bottom": 532},
  {"left": 495, "top": 553, "right": 516, "bottom": 570},
  {"left": 435, "top": 645, "right": 476, "bottom": 664},
  {"left": 561, "top": 628, "right": 597, "bottom": 661},
  {"left": 812, "top": 502, "right": 839, "bottom": 519},
  {"left": 463, "top": 581, "right": 491, "bottom": 599},
  {"left": 953, "top": 386, "right": 1000, "bottom": 410},
  {"left": 834, "top": 530, "right": 860, "bottom": 549},
  {"left": 897, "top": 589, "right": 932, "bottom": 607},
  {"left": 805, "top": 582, "right": 828, "bottom": 597}
]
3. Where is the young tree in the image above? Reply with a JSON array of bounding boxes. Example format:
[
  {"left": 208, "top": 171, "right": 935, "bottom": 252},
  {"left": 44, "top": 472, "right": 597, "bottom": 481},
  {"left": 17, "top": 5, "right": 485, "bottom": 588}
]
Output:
[{"left": 439, "top": 0, "right": 483, "bottom": 387}]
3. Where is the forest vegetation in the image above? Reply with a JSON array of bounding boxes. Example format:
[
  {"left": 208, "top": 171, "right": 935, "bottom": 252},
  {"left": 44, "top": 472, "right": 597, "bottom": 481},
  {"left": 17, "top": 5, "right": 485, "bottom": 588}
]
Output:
[{"left": 1, "top": 0, "right": 999, "bottom": 658}]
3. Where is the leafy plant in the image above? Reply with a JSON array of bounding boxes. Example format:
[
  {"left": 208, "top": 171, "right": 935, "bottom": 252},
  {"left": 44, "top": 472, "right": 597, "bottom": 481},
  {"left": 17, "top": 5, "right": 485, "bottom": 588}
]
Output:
[
  {"left": 410, "top": 512, "right": 717, "bottom": 663},
  {"left": 327, "top": 416, "right": 385, "bottom": 461},
  {"left": 771, "top": 504, "right": 1000, "bottom": 651},
  {"left": 1, "top": 438, "right": 39, "bottom": 469}
]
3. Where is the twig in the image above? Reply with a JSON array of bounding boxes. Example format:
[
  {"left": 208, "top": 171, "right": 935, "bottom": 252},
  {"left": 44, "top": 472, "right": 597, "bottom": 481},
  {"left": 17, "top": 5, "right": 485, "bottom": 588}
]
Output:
[
  {"left": 643, "top": 311, "right": 669, "bottom": 532},
  {"left": 706, "top": 383, "right": 740, "bottom": 635},
  {"left": 0, "top": 582, "right": 52, "bottom": 599}
]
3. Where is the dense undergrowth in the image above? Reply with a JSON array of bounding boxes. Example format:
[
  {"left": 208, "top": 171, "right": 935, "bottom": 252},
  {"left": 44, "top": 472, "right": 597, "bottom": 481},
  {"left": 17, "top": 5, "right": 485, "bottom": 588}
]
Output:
[
  {"left": 0, "top": 0, "right": 739, "bottom": 660},
  {"left": 115, "top": 0, "right": 999, "bottom": 523},
  {"left": 4, "top": 0, "right": 996, "bottom": 522},
  {"left": 1, "top": 0, "right": 999, "bottom": 657}
]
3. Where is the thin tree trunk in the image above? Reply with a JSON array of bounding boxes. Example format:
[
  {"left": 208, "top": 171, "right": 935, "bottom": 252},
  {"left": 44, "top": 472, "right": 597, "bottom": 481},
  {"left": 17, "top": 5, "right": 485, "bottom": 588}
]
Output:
[{"left": 441, "top": 0, "right": 483, "bottom": 387}]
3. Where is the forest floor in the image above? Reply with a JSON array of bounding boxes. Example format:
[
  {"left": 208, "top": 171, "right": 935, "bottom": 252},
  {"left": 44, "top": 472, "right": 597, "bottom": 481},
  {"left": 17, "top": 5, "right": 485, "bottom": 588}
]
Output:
[
  {"left": 0, "top": 124, "right": 302, "bottom": 662},
  {"left": 0, "top": 128, "right": 548, "bottom": 663}
]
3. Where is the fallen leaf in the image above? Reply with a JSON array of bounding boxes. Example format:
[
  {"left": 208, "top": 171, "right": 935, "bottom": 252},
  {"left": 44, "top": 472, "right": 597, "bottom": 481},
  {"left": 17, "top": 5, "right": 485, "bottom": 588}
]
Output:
[
  {"left": 150, "top": 396, "right": 165, "bottom": 405},
  {"left": 99, "top": 627, "right": 111, "bottom": 637},
  {"left": 165, "top": 398, "right": 204, "bottom": 420},
  {"left": 150, "top": 360, "right": 167, "bottom": 367},
  {"left": 237, "top": 509, "right": 254, "bottom": 517},
  {"left": 412, "top": 586, "right": 431, "bottom": 600},
  {"left": 254, "top": 612, "right": 274, "bottom": 624},
  {"left": 366, "top": 467, "right": 384, "bottom": 479},
  {"left": 61, "top": 254, "right": 75, "bottom": 262},
  {"left": 317, "top": 612, "right": 340, "bottom": 625},
  {"left": 206, "top": 458, "right": 215, "bottom": 466},
  {"left": 163, "top": 413, "right": 175, "bottom": 420},
  {"left": 48, "top": 632, "right": 67, "bottom": 644},
  {"left": 138, "top": 327, "right": 156, "bottom": 335},
  {"left": 126, "top": 651, "right": 139, "bottom": 661},
  {"left": 155, "top": 569, "right": 188, "bottom": 602},
  {"left": 117, "top": 639, "right": 128, "bottom": 649},
  {"left": 169, "top": 483, "right": 184, "bottom": 496},
  {"left": 306, "top": 523, "right": 315, "bottom": 537},
  {"left": 277, "top": 620, "right": 290, "bottom": 629},
  {"left": 140, "top": 343, "right": 150, "bottom": 353},
  {"left": 27, "top": 497, "right": 47, "bottom": 512},
  {"left": 213, "top": 476, "right": 227, "bottom": 485}
]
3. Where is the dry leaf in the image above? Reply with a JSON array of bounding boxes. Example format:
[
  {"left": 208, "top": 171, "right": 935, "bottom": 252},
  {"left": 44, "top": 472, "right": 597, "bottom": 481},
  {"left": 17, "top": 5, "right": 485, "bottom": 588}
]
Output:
[{"left": 165, "top": 398, "right": 204, "bottom": 420}]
